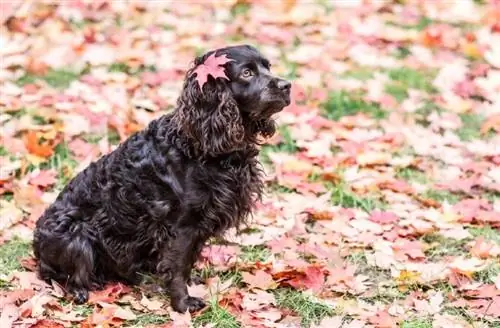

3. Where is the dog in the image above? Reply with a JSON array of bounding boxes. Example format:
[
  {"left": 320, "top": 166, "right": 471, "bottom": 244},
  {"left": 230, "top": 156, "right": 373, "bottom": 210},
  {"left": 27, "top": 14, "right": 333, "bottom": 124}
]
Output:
[{"left": 32, "top": 44, "right": 291, "bottom": 313}]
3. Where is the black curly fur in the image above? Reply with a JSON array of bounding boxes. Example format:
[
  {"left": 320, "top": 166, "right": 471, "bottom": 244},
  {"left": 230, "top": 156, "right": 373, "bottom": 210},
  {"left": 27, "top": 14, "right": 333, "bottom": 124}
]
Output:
[{"left": 32, "top": 45, "right": 291, "bottom": 313}]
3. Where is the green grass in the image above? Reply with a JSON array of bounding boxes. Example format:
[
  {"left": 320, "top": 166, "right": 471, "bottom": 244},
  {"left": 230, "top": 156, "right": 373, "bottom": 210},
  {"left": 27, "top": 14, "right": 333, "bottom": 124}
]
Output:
[
  {"left": 240, "top": 245, "right": 271, "bottom": 263},
  {"left": 421, "top": 189, "right": 462, "bottom": 204},
  {"left": 421, "top": 233, "right": 469, "bottom": 260},
  {"left": 194, "top": 298, "right": 240, "bottom": 328},
  {"left": 322, "top": 91, "right": 387, "bottom": 121},
  {"left": 126, "top": 313, "right": 169, "bottom": 327},
  {"left": 108, "top": 63, "right": 157, "bottom": 76},
  {"left": 385, "top": 83, "right": 409, "bottom": 103},
  {"left": 16, "top": 69, "right": 81, "bottom": 89},
  {"left": 341, "top": 67, "right": 374, "bottom": 81},
  {"left": 261, "top": 125, "right": 298, "bottom": 163},
  {"left": 386, "top": 16, "right": 433, "bottom": 31},
  {"left": 394, "top": 46, "right": 412, "bottom": 59},
  {"left": 107, "top": 128, "right": 122, "bottom": 145},
  {"left": 230, "top": 2, "right": 250, "bottom": 17},
  {"left": 0, "top": 146, "right": 8, "bottom": 156},
  {"left": 395, "top": 167, "right": 429, "bottom": 184},
  {"left": 415, "top": 101, "right": 444, "bottom": 126},
  {"left": 387, "top": 67, "right": 436, "bottom": 93},
  {"left": 400, "top": 318, "right": 433, "bottom": 328},
  {"left": 0, "top": 238, "right": 31, "bottom": 277},
  {"left": 469, "top": 225, "right": 500, "bottom": 244},
  {"left": 473, "top": 262, "right": 500, "bottom": 284},
  {"left": 328, "top": 182, "right": 384, "bottom": 213},
  {"left": 275, "top": 289, "right": 335, "bottom": 327},
  {"left": 457, "top": 113, "right": 484, "bottom": 141},
  {"left": 40, "top": 142, "right": 78, "bottom": 189}
]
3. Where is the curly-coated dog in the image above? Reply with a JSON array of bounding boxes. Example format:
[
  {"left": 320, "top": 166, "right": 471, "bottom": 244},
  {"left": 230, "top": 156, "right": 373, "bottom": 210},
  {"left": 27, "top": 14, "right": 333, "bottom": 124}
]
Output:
[{"left": 33, "top": 44, "right": 291, "bottom": 313}]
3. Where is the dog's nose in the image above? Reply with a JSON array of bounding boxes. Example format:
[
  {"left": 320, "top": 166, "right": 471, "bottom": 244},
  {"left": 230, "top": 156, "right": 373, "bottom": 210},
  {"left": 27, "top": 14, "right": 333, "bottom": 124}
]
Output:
[{"left": 277, "top": 79, "right": 291, "bottom": 91}]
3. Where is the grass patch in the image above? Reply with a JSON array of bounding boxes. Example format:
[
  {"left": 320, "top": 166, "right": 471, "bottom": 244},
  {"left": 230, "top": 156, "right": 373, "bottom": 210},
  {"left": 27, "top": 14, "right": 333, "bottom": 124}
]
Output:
[
  {"left": 322, "top": 91, "right": 387, "bottom": 121},
  {"left": 395, "top": 167, "right": 429, "bottom": 184},
  {"left": 415, "top": 101, "right": 444, "bottom": 126},
  {"left": 457, "top": 113, "right": 484, "bottom": 141},
  {"left": 275, "top": 288, "right": 335, "bottom": 327},
  {"left": 421, "top": 189, "right": 462, "bottom": 204},
  {"left": 107, "top": 128, "right": 121, "bottom": 145},
  {"left": 386, "top": 17, "right": 433, "bottom": 31},
  {"left": 230, "top": 2, "right": 250, "bottom": 17},
  {"left": 240, "top": 245, "right": 270, "bottom": 263},
  {"left": 261, "top": 125, "right": 298, "bottom": 163},
  {"left": 108, "top": 63, "right": 157, "bottom": 75},
  {"left": 0, "top": 238, "right": 31, "bottom": 277},
  {"left": 473, "top": 262, "right": 500, "bottom": 284},
  {"left": 422, "top": 233, "right": 469, "bottom": 260},
  {"left": 341, "top": 67, "right": 374, "bottom": 81},
  {"left": 0, "top": 146, "right": 8, "bottom": 156},
  {"left": 126, "top": 313, "right": 169, "bottom": 327},
  {"left": 17, "top": 69, "right": 81, "bottom": 89},
  {"left": 385, "top": 83, "right": 409, "bottom": 103},
  {"left": 328, "top": 182, "right": 384, "bottom": 212},
  {"left": 40, "top": 142, "right": 78, "bottom": 189},
  {"left": 345, "top": 251, "right": 368, "bottom": 267},
  {"left": 194, "top": 298, "right": 240, "bottom": 328},
  {"left": 82, "top": 133, "right": 104, "bottom": 144},
  {"left": 394, "top": 46, "right": 412, "bottom": 59},
  {"left": 400, "top": 318, "right": 433, "bottom": 328},
  {"left": 469, "top": 225, "right": 500, "bottom": 244},
  {"left": 195, "top": 267, "right": 243, "bottom": 288},
  {"left": 387, "top": 67, "right": 436, "bottom": 93}
]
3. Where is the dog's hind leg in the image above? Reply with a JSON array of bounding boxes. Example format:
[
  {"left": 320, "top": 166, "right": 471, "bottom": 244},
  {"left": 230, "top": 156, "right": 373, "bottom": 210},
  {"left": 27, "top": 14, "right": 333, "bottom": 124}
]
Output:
[{"left": 34, "top": 224, "right": 97, "bottom": 304}]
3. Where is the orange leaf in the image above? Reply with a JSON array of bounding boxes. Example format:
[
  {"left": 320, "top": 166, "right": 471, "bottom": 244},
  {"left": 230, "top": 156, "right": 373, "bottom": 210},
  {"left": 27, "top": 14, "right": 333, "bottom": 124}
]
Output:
[
  {"left": 24, "top": 131, "right": 55, "bottom": 158},
  {"left": 481, "top": 114, "right": 500, "bottom": 135},
  {"left": 88, "top": 283, "right": 131, "bottom": 304}
]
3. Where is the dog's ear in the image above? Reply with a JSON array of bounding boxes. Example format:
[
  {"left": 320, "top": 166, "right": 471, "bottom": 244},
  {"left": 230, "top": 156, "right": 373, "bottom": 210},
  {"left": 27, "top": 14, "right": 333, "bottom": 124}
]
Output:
[{"left": 174, "top": 52, "right": 244, "bottom": 156}]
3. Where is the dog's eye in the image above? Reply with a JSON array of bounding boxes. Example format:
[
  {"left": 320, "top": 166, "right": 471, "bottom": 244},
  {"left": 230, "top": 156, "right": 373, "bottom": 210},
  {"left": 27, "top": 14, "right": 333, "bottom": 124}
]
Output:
[{"left": 241, "top": 69, "right": 253, "bottom": 78}]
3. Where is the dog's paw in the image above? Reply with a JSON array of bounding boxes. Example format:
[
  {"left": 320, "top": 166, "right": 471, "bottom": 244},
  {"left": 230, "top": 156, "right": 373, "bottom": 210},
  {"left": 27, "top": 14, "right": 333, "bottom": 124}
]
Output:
[
  {"left": 172, "top": 296, "right": 205, "bottom": 313},
  {"left": 71, "top": 289, "right": 89, "bottom": 304}
]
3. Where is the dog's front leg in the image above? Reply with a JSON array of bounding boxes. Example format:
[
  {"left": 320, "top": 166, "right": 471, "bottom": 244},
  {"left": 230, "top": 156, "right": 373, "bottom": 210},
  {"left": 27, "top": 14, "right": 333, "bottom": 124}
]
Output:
[{"left": 157, "top": 228, "right": 206, "bottom": 313}]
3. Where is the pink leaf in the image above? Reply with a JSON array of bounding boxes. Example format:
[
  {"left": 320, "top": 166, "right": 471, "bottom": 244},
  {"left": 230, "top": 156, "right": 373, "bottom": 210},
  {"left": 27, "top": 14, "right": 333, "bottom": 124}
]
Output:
[
  {"left": 191, "top": 53, "right": 234, "bottom": 90},
  {"left": 369, "top": 211, "right": 399, "bottom": 225},
  {"left": 28, "top": 169, "right": 57, "bottom": 188}
]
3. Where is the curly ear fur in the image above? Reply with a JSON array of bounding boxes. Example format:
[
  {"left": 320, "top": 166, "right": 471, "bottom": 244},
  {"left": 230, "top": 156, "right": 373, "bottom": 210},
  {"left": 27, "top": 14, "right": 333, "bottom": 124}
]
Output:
[{"left": 172, "top": 53, "right": 245, "bottom": 157}]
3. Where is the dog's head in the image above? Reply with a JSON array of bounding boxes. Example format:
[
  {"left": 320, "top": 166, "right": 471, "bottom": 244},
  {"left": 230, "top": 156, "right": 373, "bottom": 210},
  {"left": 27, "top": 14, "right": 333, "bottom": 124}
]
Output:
[{"left": 174, "top": 45, "right": 291, "bottom": 156}]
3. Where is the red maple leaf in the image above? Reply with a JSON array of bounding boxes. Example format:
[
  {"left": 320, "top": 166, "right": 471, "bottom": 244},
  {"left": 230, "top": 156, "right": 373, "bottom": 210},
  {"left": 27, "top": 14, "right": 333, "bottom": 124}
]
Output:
[{"left": 191, "top": 52, "right": 234, "bottom": 90}]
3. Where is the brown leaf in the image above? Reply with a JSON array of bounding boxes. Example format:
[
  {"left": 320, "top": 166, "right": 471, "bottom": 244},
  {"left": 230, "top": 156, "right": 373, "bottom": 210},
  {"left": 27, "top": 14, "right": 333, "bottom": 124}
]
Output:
[
  {"left": 30, "top": 319, "right": 65, "bottom": 328},
  {"left": 87, "top": 282, "right": 131, "bottom": 304},
  {"left": 481, "top": 114, "right": 500, "bottom": 134},
  {"left": 241, "top": 270, "right": 277, "bottom": 290},
  {"left": 139, "top": 293, "right": 164, "bottom": 311}
]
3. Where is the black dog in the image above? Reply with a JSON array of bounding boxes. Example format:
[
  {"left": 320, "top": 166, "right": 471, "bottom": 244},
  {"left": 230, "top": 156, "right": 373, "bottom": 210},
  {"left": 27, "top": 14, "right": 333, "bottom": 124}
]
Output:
[{"left": 32, "top": 45, "right": 291, "bottom": 313}]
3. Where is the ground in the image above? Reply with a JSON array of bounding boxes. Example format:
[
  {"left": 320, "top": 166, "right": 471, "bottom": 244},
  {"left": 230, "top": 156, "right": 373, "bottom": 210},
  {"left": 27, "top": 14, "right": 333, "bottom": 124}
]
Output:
[{"left": 0, "top": 1, "right": 500, "bottom": 328}]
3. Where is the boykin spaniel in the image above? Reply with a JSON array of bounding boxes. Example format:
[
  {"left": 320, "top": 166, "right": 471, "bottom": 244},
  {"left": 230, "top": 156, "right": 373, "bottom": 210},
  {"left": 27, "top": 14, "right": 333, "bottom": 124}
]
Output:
[{"left": 33, "top": 44, "right": 291, "bottom": 313}]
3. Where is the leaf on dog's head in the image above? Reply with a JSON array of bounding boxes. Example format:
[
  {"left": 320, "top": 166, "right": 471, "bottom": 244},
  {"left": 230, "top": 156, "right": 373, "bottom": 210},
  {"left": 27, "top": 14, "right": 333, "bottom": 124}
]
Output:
[{"left": 191, "top": 52, "right": 234, "bottom": 90}]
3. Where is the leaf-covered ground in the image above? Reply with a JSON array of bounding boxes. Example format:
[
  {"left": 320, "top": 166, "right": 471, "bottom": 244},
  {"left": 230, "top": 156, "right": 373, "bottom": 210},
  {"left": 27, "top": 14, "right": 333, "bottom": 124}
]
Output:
[{"left": 1, "top": 1, "right": 500, "bottom": 327}]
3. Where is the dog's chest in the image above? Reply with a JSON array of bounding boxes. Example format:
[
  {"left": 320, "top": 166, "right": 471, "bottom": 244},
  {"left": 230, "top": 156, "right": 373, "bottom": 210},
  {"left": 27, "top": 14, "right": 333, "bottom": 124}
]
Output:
[{"left": 190, "top": 151, "right": 263, "bottom": 231}]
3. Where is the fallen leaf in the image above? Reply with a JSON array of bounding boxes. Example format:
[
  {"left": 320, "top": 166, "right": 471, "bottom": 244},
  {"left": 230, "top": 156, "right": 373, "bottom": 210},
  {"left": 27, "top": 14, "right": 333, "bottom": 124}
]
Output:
[
  {"left": 140, "top": 293, "right": 164, "bottom": 311},
  {"left": 241, "top": 270, "right": 277, "bottom": 290},
  {"left": 191, "top": 52, "right": 234, "bottom": 90}
]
